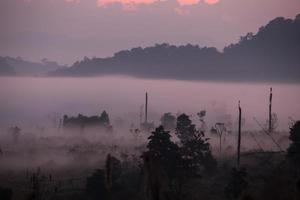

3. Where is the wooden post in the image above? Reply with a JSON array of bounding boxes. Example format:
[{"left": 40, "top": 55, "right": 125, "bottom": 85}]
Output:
[
  {"left": 145, "top": 92, "right": 148, "bottom": 124},
  {"left": 268, "top": 87, "right": 273, "bottom": 133},
  {"left": 237, "top": 101, "right": 242, "bottom": 168}
]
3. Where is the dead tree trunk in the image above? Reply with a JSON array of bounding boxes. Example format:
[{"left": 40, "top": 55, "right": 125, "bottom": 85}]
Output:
[
  {"left": 269, "top": 87, "right": 273, "bottom": 133},
  {"left": 237, "top": 101, "right": 242, "bottom": 168}
]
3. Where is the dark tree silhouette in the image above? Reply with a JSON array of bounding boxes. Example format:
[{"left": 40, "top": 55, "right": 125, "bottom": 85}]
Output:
[
  {"left": 224, "top": 167, "right": 248, "bottom": 200},
  {"left": 176, "top": 114, "right": 196, "bottom": 144},
  {"left": 176, "top": 114, "right": 216, "bottom": 174},
  {"left": 105, "top": 154, "right": 122, "bottom": 192},
  {"left": 146, "top": 126, "right": 181, "bottom": 178},
  {"left": 0, "top": 187, "right": 13, "bottom": 200},
  {"left": 142, "top": 152, "right": 173, "bottom": 200},
  {"left": 63, "top": 110, "right": 111, "bottom": 130},
  {"left": 100, "top": 110, "right": 110, "bottom": 125},
  {"left": 287, "top": 121, "right": 300, "bottom": 168},
  {"left": 86, "top": 169, "right": 108, "bottom": 200}
]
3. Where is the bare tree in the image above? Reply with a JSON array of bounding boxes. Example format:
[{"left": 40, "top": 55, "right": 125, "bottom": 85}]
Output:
[{"left": 215, "top": 122, "right": 226, "bottom": 156}]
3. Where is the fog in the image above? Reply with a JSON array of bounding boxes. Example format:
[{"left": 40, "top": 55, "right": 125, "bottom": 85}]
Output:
[
  {"left": 0, "top": 76, "right": 299, "bottom": 200},
  {"left": 0, "top": 76, "right": 299, "bottom": 130}
]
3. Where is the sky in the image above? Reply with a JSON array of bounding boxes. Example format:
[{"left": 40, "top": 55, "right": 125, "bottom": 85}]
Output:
[{"left": 0, "top": 0, "right": 299, "bottom": 65}]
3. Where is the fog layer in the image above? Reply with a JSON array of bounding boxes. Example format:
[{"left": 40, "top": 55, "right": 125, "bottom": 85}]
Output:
[{"left": 0, "top": 76, "right": 299, "bottom": 130}]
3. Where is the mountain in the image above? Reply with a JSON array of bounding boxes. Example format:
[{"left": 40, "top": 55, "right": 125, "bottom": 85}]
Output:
[
  {"left": 0, "top": 57, "right": 16, "bottom": 76},
  {"left": 0, "top": 57, "right": 67, "bottom": 76},
  {"left": 45, "top": 15, "right": 300, "bottom": 82}
]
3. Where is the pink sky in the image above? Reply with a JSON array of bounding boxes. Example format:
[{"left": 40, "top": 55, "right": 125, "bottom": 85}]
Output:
[
  {"left": 0, "top": 0, "right": 299, "bottom": 64},
  {"left": 69, "top": 0, "right": 219, "bottom": 7}
]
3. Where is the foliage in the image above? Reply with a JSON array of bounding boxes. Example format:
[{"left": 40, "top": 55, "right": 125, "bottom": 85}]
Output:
[
  {"left": 224, "top": 167, "right": 248, "bottom": 200},
  {"left": 176, "top": 114, "right": 196, "bottom": 144},
  {"left": 0, "top": 187, "right": 13, "bottom": 200},
  {"left": 85, "top": 169, "right": 108, "bottom": 200},
  {"left": 176, "top": 114, "right": 217, "bottom": 174},
  {"left": 53, "top": 16, "right": 300, "bottom": 82},
  {"left": 180, "top": 133, "right": 215, "bottom": 173},
  {"left": 146, "top": 126, "right": 181, "bottom": 178},
  {"left": 287, "top": 121, "right": 300, "bottom": 166},
  {"left": 63, "top": 110, "right": 111, "bottom": 129},
  {"left": 100, "top": 111, "right": 110, "bottom": 126}
]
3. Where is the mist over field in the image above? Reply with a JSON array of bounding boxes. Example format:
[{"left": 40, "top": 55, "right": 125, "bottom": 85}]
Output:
[
  {"left": 1, "top": 1, "right": 300, "bottom": 200},
  {"left": 0, "top": 76, "right": 299, "bottom": 130},
  {"left": 0, "top": 76, "right": 298, "bottom": 174}
]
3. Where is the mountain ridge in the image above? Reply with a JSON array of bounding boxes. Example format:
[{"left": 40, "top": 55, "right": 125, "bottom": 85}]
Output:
[
  {"left": 49, "top": 15, "right": 300, "bottom": 82},
  {"left": 0, "top": 57, "right": 67, "bottom": 76},
  {"left": 1, "top": 15, "right": 299, "bottom": 82}
]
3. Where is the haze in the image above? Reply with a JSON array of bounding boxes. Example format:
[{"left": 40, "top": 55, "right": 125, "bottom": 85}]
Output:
[{"left": 0, "top": 77, "right": 299, "bottom": 131}]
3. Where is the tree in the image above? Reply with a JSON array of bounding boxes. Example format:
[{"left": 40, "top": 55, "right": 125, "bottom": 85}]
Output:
[
  {"left": 86, "top": 169, "right": 108, "bottom": 200},
  {"left": 146, "top": 126, "right": 181, "bottom": 178},
  {"left": 176, "top": 114, "right": 196, "bottom": 144},
  {"left": 287, "top": 121, "right": 300, "bottom": 168},
  {"left": 224, "top": 167, "right": 248, "bottom": 200},
  {"left": 214, "top": 122, "right": 226, "bottom": 156},
  {"left": 142, "top": 152, "right": 173, "bottom": 200},
  {"left": 105, "top": 154, "right": 122, "bottom": 192},
  {"left": 239, "top": 32, "right": 253, "bottom": 43},
  {"left": 100, "top": 110, "right": 110, "bottom": 125},
  {"left": 181, "top": 132, "right": 216, "bottom": 174},
  {"left": 296, "top": 13, "right": 300, "bottom": 21},
  {"left": 160, "top": 113, "right": 176, "bottom": 130},
  {"left": 86, "top": 155, "right": 122, "bottom": 200},
  {"left": 0, "top": 187, "right": 13, "bottom": 200},
  {"left": 176, "top": 114, "right": 216, "bottom": 174}
]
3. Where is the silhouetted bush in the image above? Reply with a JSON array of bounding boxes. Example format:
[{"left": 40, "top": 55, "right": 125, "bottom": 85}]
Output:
[
  {"left": 0, "top": 187, "right": 13, "bottom": 200},
  {"left": 85, "top": 169, "right": 108, "bottom": 200},
  {"left": 287, "top": 121, "right": 300, "bottom": 167},
  {"left": 224, "top": 167, "right": 248, "bottom": 200}
]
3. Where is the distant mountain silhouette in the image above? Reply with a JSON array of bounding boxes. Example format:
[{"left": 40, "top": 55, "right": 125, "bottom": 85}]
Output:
[
  {"left": 0, "top": 57, "right": 67, "bottom": 76},
  {"left": 20, "top": 15, "right": 300, "bottom": 82},
  {"left": 0, "top": 57, "right": 16, "bottom": 76}
]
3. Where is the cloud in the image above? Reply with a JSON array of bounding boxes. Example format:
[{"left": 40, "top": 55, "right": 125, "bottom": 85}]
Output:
[
  {"left": 174, "top": 7, "right": 190, "bottom": 15},
  {"left": 22, "top": 0, "right": 220, "bottom": 12},
  {"left": 97, "top": 0, "right": 219, "bottom": 8},
  {"left": 177, "top": 0, "right": 200, "bottom": 6},
  {"left": 97, "top": 0, "right": 159, "bottom": 9},
  {"left": 204, "top": 0, "right": 219, "bottom": 5}
]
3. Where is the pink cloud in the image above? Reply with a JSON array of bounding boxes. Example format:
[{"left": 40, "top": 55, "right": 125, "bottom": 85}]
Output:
[
  {"left": 23, "top": 0, "right": 220, "bottom": 12},
  {"left": 97, "top": 0, "right": 220, "bottom": 8},
  {"left": 177, "top": 0, "right": 200, "bottom": 6},
  {"left": 174, "top": 7, "right": 190, "bottom": 15},
  {"left": 204, "top": 0, "right": 219, "bottom": 5},
  {"left": 177, "top": 0, "right": 220, "bottom": 6},
  {"left": 97, "top": 0, "right": 158, "bottom": 9}
]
